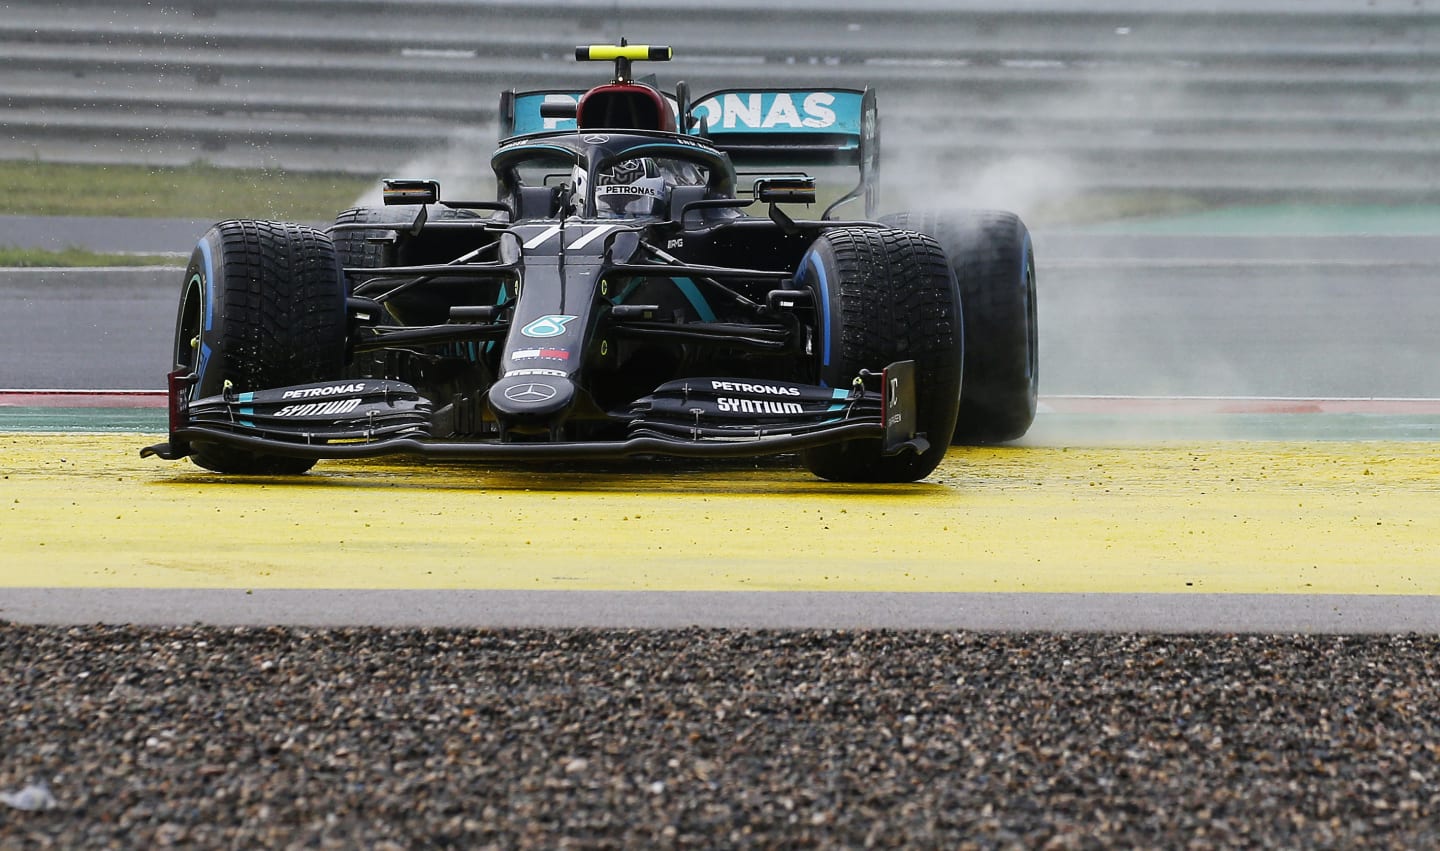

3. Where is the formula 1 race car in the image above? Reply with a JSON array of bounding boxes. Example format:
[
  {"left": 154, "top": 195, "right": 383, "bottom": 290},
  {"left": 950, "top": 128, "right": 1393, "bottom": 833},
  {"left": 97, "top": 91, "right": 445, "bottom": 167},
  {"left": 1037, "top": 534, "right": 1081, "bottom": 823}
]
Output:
[{"left": 142, "top": 43, "right": 1037, "bottom": 482}]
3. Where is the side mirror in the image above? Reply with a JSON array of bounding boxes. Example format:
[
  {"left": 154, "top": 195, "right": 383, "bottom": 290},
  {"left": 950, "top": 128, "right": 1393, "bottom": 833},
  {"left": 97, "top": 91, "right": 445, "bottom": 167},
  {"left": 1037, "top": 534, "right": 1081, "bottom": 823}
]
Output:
[
  {"left": 753, "top": 176, "right": 816, "bottom": 205},
  {"left": 676, "top": 80, "right": 692, "bottom": 131},
  {"left": 382, "top": 179, "right": 440, "bottom": 206}
]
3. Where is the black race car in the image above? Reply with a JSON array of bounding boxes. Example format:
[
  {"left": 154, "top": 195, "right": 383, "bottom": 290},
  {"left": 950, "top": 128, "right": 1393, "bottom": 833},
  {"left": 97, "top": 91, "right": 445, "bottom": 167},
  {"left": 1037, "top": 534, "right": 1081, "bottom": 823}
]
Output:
[{"left": 143, "top": 43, "right": 1037, "bottom": 483}]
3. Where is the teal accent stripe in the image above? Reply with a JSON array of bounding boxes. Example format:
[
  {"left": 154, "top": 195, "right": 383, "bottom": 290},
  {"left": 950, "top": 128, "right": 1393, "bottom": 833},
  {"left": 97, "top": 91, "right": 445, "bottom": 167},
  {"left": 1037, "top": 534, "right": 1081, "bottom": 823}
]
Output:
[
  {"left": 672, "top": 277, "right": 716, "bottom": 322},
  {"left": 235, "top": 392, "right": 255, "bottom": 427},
  {"left": 613, "top": 279, "right": 643, "bottom": 304},
  {"left": 484, "top": 287, "right": 511, "bottom": 357}
]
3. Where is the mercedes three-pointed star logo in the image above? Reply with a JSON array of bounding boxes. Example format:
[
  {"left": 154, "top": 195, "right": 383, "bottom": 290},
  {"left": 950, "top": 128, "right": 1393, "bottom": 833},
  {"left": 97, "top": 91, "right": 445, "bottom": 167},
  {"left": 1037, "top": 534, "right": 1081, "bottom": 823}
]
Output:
[{"left": 503, "top": 383, "right": 558, "bottom": 403}]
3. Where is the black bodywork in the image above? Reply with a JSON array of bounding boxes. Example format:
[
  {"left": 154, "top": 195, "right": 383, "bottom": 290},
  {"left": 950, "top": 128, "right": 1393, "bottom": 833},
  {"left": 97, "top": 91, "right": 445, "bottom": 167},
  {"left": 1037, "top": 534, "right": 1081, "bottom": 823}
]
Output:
[{"left": 142, "top": 129, "right": 925, "bottom": 466}]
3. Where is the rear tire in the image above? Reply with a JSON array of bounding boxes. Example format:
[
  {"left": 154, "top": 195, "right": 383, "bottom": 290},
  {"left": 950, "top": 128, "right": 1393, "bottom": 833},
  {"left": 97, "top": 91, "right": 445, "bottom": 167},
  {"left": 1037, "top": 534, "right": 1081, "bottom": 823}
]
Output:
[
  {"left": 332, "top": 206, "right": 411, "bottom": 273},
  {"left": 882, "top": 210, "right": 1038, "bottom": 444},
  {"left": 331, "top": 205, "right": 482, "bottom": 273},
  {"left": 331, "top": 205, "right": 486, "bottom": 381},
  {"left": 175, "top": 220, "right": 347, "bottom": 474},
  {"left": 797, "top": 227, "right": 963, "bottom": 483}
]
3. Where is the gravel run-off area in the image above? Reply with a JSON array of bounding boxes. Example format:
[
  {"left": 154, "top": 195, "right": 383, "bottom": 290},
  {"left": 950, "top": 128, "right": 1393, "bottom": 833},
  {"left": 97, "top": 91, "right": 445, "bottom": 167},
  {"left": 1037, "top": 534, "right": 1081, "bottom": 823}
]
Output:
[{"left": 3, "top": 625, "right": 1439, "bottom": 848}]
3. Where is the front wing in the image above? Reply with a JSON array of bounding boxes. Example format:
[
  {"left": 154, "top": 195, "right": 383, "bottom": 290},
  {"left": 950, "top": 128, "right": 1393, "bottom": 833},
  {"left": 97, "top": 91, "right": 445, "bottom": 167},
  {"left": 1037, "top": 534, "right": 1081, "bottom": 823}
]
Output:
[{"left": 141, "top": 361, "right": 928, "bottom": 463}]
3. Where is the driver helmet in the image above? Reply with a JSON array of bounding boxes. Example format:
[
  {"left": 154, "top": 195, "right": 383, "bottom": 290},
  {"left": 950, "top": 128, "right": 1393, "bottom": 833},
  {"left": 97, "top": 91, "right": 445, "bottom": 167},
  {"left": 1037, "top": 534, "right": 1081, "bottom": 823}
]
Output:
[{"left": 592, "top": 157, "right": 666, "bottom": 217}]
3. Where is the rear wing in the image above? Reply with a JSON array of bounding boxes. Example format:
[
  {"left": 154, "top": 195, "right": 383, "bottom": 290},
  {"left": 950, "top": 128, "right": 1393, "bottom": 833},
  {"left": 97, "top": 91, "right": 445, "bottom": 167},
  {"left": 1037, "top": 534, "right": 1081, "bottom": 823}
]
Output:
[
  {"left": 499, "top": 87, "right": 875, "bottom": 161},
  {"left": 689, "top": 88, "right": 874, "bottom": 165},
  {"left": 692, "top": 87, "right": 879, "bottom": 216}
]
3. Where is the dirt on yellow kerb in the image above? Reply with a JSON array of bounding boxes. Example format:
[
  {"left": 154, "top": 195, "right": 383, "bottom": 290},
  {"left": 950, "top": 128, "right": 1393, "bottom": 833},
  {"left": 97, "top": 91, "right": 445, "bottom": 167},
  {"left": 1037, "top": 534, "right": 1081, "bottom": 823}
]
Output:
[{"left": 2, "top": 433, "right": 1437, "bottom": 594}]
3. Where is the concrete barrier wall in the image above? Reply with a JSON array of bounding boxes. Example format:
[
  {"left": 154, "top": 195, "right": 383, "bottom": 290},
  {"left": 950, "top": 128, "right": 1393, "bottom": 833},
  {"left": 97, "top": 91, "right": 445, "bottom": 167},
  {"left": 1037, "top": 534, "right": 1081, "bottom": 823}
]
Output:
[{"left": 4, "top": 0, "right": 1437, "bottom": 204}]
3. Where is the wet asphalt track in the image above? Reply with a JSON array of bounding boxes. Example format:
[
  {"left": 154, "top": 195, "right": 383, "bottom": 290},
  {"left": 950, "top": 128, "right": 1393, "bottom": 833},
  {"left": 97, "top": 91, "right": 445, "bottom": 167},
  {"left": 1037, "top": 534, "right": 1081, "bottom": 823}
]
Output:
[{"left": 3, "top": 220, "right": 1439, "bottom": 397}]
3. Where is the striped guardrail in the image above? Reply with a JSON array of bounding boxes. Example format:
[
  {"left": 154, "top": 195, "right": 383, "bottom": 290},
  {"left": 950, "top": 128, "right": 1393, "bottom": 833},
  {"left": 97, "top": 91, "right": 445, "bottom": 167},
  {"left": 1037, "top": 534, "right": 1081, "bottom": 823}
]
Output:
[{"left": 3, "top": 0, "right": 1438, "bottom": 202}]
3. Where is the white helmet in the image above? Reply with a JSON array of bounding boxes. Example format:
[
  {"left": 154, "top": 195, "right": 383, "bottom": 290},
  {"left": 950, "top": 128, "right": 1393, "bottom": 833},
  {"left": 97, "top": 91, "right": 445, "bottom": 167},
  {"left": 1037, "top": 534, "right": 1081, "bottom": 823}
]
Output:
[{"left": 593, "top": 157, "right": 666, "bottom": 217}]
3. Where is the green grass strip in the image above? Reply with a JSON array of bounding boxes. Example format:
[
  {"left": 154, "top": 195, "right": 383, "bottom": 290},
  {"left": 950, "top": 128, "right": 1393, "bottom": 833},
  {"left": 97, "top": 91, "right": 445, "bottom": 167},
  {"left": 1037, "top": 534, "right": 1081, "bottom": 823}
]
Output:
[
  {"left": 0, "top": 160, "right": 377, "bottom": 220},
  {"left": 0, "top": 245, "right": 182, "bottom": 267}
]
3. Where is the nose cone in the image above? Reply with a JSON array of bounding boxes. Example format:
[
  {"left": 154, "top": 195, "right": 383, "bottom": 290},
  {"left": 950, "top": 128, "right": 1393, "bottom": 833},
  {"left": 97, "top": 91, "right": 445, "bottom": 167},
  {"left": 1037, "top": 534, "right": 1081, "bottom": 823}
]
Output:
[{"left": 488, "top": 374, "right": 576, "bottom": 429}]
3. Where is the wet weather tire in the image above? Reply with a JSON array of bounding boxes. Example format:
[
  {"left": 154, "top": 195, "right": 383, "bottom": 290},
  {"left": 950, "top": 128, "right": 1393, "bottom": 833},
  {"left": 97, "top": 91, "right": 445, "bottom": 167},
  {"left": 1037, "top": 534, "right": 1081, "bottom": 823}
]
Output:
[
  {"left": 882, "top": 210, "right": 1038, "bottom": 444},
  {"left": 331, "top": 206, "right": 409, "bottom": 378},
  {"left": 331, "top": 206, "right": 411, "bottom": 273},
  {"left": 331, "top": 205, "right": 482, "bottom": 275},
  {"left": 797, "top": 227, "right": 963, "bottom": 483},
  {"left": 175, "top": 220, "right": 348, "bottom": 474},
  {"left": 330, "top": 205, "right": 483, "bottom": 378}
]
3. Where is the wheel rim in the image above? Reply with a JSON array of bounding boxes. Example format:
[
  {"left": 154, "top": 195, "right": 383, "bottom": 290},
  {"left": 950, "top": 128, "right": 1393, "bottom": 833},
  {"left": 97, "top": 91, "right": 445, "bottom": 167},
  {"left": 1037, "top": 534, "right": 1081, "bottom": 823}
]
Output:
[
  {"left": 175, "top": 274, "right": 204, "bottom": 384},
  {"left": 796, "top": 246, "right": 832, "bottom": 386},
  {"left": 1024, "top": 250, "right": 1038, "bottom": 396}
]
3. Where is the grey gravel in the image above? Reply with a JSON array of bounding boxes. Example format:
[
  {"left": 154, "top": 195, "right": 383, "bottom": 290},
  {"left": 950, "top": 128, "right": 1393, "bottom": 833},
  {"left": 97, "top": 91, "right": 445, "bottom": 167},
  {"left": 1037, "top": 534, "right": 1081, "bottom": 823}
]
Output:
[{"left": 3, "top": 625, "right": 1439, "bottom": 849}]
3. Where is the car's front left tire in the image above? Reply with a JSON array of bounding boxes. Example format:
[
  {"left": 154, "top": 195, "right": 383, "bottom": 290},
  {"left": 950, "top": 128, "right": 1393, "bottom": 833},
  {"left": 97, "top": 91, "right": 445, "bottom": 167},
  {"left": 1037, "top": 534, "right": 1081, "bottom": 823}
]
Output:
[{"left": 175, "top": 219, "right": 348, "bottom": 474}]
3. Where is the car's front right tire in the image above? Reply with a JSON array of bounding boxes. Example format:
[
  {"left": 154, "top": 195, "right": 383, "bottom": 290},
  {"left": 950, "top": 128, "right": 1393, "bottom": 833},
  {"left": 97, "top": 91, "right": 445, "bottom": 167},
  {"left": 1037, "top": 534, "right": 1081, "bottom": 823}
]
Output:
[{"left": 797, "top": 227, "right": 963, "bottom": 483}]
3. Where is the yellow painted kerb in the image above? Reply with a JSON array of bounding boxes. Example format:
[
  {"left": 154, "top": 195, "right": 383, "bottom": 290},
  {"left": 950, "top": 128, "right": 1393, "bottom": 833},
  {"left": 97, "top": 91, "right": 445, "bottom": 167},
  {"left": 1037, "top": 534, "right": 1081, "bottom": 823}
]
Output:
[{"left": 2, "top": 433, "right": 1437, "bottom": 595}]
